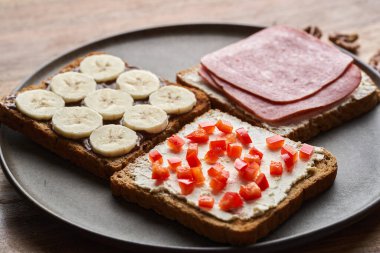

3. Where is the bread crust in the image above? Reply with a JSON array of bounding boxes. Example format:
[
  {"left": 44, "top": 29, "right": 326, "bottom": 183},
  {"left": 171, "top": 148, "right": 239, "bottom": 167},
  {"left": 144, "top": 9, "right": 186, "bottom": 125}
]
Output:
[
  {"left": 177, "top": 66, "right": 380, "bottom": 142},
  {"left": 0, "top": 53, "right": 210, "bottom": 179},
  {"left": 111, "top": 149, "right": 337, "bottom": 245}
]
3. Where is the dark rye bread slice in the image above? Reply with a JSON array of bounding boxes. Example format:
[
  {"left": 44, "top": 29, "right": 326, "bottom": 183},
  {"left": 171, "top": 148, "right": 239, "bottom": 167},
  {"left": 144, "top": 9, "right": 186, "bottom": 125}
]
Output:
[
  {"left": 177, "top": 66, "right": 380, "bottom": 142},
  {"left": 111, "top": 148, "right": 337, "bottom": 245},
  {"left": 0, "top": 53, "right": 210, "bottom": 179}
]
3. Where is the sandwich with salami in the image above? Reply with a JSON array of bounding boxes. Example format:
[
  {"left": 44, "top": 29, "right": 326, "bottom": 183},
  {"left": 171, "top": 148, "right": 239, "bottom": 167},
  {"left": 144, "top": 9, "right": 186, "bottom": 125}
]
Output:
[{"left": 177, "top": 26, "right": 379, "bottom": 141}]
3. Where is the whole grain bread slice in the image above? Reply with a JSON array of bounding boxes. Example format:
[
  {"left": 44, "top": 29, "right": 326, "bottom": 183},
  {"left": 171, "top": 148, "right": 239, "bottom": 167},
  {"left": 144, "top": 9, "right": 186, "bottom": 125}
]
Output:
[
  {"left": 0, "top": 53, "right": 210, "bottom": 179},
  {"left": 111, "top": 110, "right": 338, "bottom": 245},
  {"left": 177, "top": 65, "right": 380, "bottom": 142}
]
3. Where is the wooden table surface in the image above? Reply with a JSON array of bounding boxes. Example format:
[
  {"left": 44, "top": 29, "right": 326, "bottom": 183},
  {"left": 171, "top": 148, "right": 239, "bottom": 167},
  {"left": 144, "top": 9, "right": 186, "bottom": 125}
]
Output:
[{"left": 1, "top": 0, "right": 380, "bottom": 252}]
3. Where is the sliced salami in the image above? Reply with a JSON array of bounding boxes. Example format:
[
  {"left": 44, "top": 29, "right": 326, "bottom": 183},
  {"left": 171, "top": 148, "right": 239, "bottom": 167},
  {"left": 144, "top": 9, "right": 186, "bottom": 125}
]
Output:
[
  {"left": 201, "top": 26, "right": 353, "bottom": 103},
  {"left": 199, "top": 64, "right": 361, "bottom": 123}
]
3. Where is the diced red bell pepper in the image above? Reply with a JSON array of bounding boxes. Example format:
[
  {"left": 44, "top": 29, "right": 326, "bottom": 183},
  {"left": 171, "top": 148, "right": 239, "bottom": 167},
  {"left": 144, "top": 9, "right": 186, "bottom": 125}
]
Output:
[
  {"left": 266, "top": 135, "right": 285, "bottom": 150},
  {"left": 215, "top": 169, "right": 229, "bottom": 183},
  {"left": 210, "top": 178, "right": 227, "bottom": 193},
  {"left": 281, "top": 153, "right": 294, "bottom": 172},
  {"left": 240, "top": 166, "right": 259, "bottom": 181},
  {"left": 270, "top": 161, "right": 283, "bottom": 176},
  {"left": 191, "top": 166, "right": 205, "bottom": 186},
  {"left": 216, "top": 119, "right": 233, "bottom": 133},
  {"left": 186, "top": 143, "right": 201, "bottom": 167},
  {"left": 208, "top": 140, "right": 225, "bottom": 159},
  {"left": 204, "top": 149, "right": 220, "bottom": 164},
  {"left": 185, "top": 128, "right": 209, "bottom": 143},
  {"left": 224, "top": 133, "right": 237, "bottom": 144},
  {"left": 176, "top": 166, "right": 193, "bottom": 180},
  {"left": 255, "top": 173, "right": 269, "bottom": 191},
  {"left": 249, "top": 146, "right": 263, "bottom": 159},
  {"left": 219, "top": 192, "right": 243, "bottom": 211},
  {"left": 199, "top": 121, "right": 216, "bottom": 134},
  {"left": 149, "top": 149, "right": 163, "bottom": 164},
  {"left": 235, "top": 127, "right": 252, "bottom": 145},
  {"left": 209, "top": 169, "right": 229, "bottom": 193},
  {"left": 234, "top": 158, "right": 248, "bottom": 172},
  {"left": 187, "top": 143, "right": 198, "bottom": 156},
  {"left": 207, "top": 163, "right": 224, "bottom": 177},
  {"left": 281, "top": 145, "right": 298, "bottom": 163},
  {"left": 178, "top": 179, "right": 195, "bottom": 195},
  {"left": 167, "top": 157, "right": 182, "bottom": 172},
  {"left": 243, "top": 153, "right": 261, "bottom": 165},
  {"left": 198, "top": 195, "right": 214, "bottom": 209},
  {"left": 248, "top": 161, "right": 260, "bottom": 170},
  {"left": 254, "top": 173, "right": 269, "bottom": 191},
  {"left": 234, "top": 158, "right": 258, "bottom": 181},
  {"left": 167, "top": 135, "right": 185, "bottom": 153},
  {"left": 187, "top": 152, "right": 201, "bottom": 167},
  {"left": 151, "top": 162, "right": 170, "bottom": 181},
  {"left": 239, "top": 182, "right": 262, "bottom": 201},
  {"left": 300, "top": 143, "right": 314, "bottom": 160},
  {"left": 209, "top": 139, "right": 227, "bottom": 151},
  {"left": 227, "top": 143, "right": 243, "bottom": 159}
]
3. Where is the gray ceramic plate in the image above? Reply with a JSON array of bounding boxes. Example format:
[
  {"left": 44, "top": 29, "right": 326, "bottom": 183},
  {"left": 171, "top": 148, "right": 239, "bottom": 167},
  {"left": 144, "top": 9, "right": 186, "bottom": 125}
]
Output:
[{"left": 1, "top": 24, "right": 380, "bottom": 252}]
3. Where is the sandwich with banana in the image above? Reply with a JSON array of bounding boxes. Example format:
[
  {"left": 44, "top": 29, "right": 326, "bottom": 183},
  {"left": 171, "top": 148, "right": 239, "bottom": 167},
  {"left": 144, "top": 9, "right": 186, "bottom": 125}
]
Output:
[{"left": 0, "top": 52, "right": 209, "bottom": 178}]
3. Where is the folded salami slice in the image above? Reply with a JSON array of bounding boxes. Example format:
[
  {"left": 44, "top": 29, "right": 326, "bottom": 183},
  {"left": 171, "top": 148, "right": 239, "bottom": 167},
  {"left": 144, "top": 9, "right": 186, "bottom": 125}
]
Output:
[
  {"left": 199, "top": 64, "right": 361, "bottom": 123},
  {"left": 201, "top": 26, "right": 353, "bottom": 103}
]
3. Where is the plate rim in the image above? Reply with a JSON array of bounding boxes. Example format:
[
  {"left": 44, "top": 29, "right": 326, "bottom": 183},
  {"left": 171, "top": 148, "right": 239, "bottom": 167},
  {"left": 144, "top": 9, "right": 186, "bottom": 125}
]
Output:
[{"left": 1, "top": 22, "right": 380, "bottom": 252}]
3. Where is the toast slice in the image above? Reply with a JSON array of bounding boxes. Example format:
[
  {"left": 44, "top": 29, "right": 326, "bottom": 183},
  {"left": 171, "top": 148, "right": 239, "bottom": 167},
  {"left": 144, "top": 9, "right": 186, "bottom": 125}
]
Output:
[
  {"left": 0, "top": 53, "right": 210, "bottom": 179},
  {"left": 111, "top": 109, "right": 338, "bottom": 245},
  {"left": 177, "top": 66, "right": 380, "bottom": 142}
]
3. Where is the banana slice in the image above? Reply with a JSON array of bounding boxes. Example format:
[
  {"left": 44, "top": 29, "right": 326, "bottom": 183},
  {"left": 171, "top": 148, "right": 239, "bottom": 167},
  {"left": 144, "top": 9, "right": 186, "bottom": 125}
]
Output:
[
  {"left": 149, "top": 86, "right": 196, "bottom": 114},
  {"left": 50, "top": 72, "right": 97, "bottom": 103},
  {"left": 52, "top": 107, "right": 102, "bottom": 139},
  {"left": 89, "top": 124, "right": 138, "bottom": 157},
  {"left": 116, "top": 69, "right": 160, "bottom": 99},
  {"left": 122, "top": 104, "right": 168, "bottom": 134},
  {"left": 83, "top": 88, "right": 134, "bottom": 121},
  {"left": 15, "top": 89, "right": 65, "bottom": 120},
  {"left": 79, "top": 54, "right": 125, "bottom": 82}
]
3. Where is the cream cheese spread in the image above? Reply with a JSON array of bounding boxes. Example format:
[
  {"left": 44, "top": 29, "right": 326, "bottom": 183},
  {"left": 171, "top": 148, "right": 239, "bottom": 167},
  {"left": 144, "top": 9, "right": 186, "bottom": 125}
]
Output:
[{"left": 131, "top": 110, "right": 324, "bottom": 221}]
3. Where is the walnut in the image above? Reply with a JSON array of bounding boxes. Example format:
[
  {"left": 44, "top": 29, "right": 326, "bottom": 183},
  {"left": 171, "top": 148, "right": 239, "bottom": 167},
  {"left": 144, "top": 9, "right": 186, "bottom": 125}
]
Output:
[
  {"left": 328, "top": 32, "right": 360, "bottom": 54},
  {"left": 369, "top": 50, "right": 380, "bottom": 73},
  {"left": 304, "top": 26, "right": 322, "bottom": 39}
]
